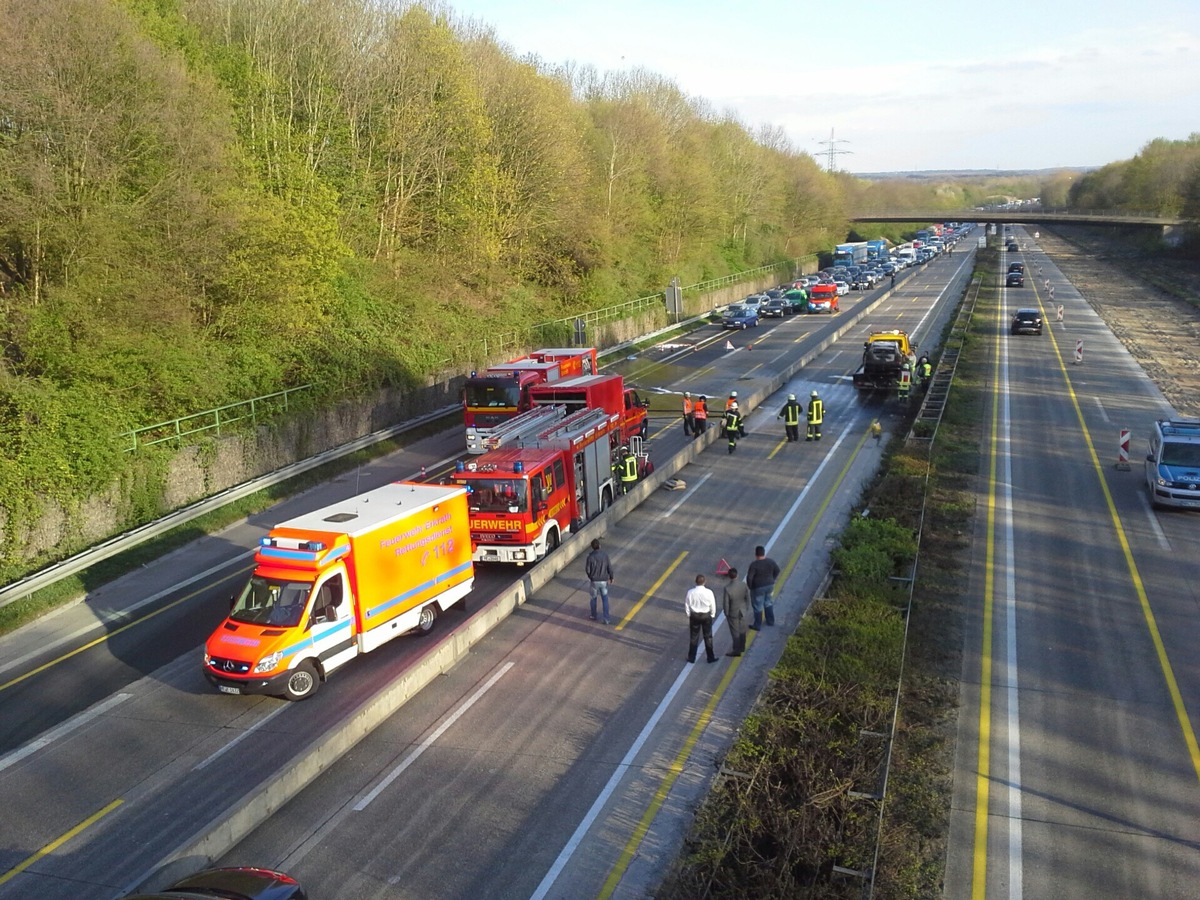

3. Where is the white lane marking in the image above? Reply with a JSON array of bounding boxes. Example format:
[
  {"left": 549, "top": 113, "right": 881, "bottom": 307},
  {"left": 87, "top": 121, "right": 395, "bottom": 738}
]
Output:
[
  {"left": 1000, "top": 303, "right": 1025, "bottom": 898},
  {"left": 764, "top": 426, "right": 854, "bottom": 555},
  {"left": 658, "top": 472, "right": 713, "bottom": 519},
  {"left": 529, "top": 661, "right": 693, "bottom": 900},
  {"left": 353, "top": 662, "right": 515, "bottom": 811},
  {"left": 0, "top": 552, "right": 256, "bottom": 678},
  {"left": 1093, "top": 397, "right": 1111, "bottom": 424},
  {"left": 1138, "top": 493, "right": 1171, "bottom": 550},
  {"left": 193, "top": 703, "right": 289, "bottom": 771},
  {"left": 0, "top": 693, "right": 131, "bottom": 774}
]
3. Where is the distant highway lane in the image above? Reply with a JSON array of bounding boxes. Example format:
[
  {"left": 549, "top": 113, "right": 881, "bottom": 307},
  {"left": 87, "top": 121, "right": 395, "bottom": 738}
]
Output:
[{"left": 944, "top": 229, "right": 1200, "bottom": 898}]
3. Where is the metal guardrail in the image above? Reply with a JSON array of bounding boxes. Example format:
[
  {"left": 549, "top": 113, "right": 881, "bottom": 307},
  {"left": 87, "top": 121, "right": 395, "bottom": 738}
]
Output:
[
  {"left": 0, "top": 404, "right": 459, "bottom": 610},
  {"left": 121, "top": 386, "right": 313, "bottom": 452}
]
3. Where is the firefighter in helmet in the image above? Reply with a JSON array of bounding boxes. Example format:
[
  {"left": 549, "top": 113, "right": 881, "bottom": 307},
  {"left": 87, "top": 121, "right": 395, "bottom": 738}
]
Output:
[
  {"left": 778, "top": 393, "right": 802, "bottom": 443},
  {"left": 806, "top": 390, "right": 824, "bottom": 441},
  {"left": 724, "top": 401, "right": 743, "bottom": 454}
]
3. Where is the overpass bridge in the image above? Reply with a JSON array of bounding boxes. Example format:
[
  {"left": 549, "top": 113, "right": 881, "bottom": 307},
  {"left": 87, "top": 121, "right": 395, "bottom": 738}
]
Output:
[{"left": 850, "top": 209, "right": 1191, "bottom": 227}]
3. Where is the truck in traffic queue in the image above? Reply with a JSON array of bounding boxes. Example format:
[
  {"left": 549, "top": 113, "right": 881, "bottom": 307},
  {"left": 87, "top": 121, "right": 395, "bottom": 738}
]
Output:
[
  {"left": 451, "top": 406, "right": 622, "bottom": 565},
  {"left": 463, "top": 347, "right": 598, "bottom": 453},
  {"left": 806, "top": 282, "right": 840, "bottom": 314},
  {"left": 852, "top": 330, "right": 915, "bottom": 393},
  {"left": 203, "top": 482, "right": 474, "bottom": 701},
  {"left": 528, "top": 372, "right": 650, "bottom": 442}
]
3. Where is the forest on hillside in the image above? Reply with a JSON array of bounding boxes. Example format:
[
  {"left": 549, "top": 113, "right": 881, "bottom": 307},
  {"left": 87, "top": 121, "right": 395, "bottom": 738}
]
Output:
[{"left": 0, "top": 0, "right": 1190, "bottom": 576}]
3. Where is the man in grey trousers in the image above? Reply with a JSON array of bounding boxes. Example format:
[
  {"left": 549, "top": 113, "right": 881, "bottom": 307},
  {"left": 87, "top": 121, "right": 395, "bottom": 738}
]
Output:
[{"left": 722, "top": 567, "right": 751, "bottom": 656}]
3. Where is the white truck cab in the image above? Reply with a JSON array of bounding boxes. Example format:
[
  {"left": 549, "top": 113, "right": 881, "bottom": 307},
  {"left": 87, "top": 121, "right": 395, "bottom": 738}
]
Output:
[{"left": 1146, "top": 419, "right": 1200, "bottom": 509}]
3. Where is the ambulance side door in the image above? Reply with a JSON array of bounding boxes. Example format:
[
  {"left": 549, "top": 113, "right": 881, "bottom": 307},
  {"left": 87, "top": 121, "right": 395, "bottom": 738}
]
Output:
[{"left": 308, "top": 571, "right": 358, "bottom": 675}]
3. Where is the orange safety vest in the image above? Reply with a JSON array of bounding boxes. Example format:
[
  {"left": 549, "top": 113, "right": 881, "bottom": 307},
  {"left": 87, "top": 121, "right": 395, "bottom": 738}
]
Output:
[
  {"left": 694, "top": 401, "right": 708, "bottom": 420},
  {"left": 683, "top": 397, "right": 694, "bottom": 415}
]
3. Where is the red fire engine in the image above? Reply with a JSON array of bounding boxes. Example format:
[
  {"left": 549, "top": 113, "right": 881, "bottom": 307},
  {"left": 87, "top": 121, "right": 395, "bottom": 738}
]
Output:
[
  {"left": 452, "top": 406, "right": 621, "bottom": 565},
  {"left": 528, "top": 373, "right": 649, "bottom": 443},
  {"left": 463, "top": 348, "right": 597, "bottom": 453}
]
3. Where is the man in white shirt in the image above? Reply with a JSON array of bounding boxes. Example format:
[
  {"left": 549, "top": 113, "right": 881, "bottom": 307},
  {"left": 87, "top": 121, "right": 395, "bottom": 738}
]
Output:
[{"left": 685, "top": 574, "right": 719, "bottom": 664}]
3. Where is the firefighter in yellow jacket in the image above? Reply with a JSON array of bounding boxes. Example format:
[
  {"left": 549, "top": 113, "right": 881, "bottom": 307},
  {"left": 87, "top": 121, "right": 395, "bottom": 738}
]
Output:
[
  {"left": 778, "top": 393, "right": 802, "bottom": 442},
  {"left": 806, "top": 390, "right": 824, "bottom": 441}
]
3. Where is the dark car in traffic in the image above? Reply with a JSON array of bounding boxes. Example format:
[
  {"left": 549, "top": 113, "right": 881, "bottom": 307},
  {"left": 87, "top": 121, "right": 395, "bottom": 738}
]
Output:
[
  {"left": 1011, "top": 308, "right": 1043, "bottom": 335},
  {"left": 1006, "top": 271, "right": 1025, "bottom": 287},
  {"left": 760, "top": 297, "right": 789, "bottom": 317}
]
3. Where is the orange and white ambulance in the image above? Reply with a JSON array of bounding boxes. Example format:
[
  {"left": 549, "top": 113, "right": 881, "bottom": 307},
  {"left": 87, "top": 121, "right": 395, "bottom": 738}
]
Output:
[{"left": 203, "top": 482, "right": 474, "bottom": 700}]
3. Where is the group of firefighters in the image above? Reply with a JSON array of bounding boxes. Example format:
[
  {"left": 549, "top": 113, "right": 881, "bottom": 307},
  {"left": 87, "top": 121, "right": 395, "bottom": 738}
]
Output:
[{"left": 681, "top": 389, "right": 823, "bottom": 455}]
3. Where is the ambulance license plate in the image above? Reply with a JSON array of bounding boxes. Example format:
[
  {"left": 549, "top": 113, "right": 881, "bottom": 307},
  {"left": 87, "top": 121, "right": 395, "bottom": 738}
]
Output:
[{"left": 218, "top": 685, "right": 242, "bottom": 695}]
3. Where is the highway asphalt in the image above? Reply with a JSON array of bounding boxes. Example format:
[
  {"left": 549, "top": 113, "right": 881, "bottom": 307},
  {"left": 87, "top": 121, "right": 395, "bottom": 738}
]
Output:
[
  {"left": 0, "top": 253, "right": 972, "bottom": 899},
  {"left": 943, "top": 229, "right": 1200, "bottom": 897}
]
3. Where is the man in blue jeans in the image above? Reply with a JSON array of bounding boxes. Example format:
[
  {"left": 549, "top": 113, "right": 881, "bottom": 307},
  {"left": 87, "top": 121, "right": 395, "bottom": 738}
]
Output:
[
  {"left": 745, "top": 544, "right": 780, "bottom": 629},
  {"left": 585, "top": 538, "right": 614, "bottom": 624}
]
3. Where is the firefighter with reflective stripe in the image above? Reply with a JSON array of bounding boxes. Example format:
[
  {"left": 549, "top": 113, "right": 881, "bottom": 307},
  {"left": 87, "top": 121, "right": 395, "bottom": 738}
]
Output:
[
  {"left": 619, "top": 447, "right": 639, "bottom": 493},
  {"left": 682, "top": 392, "right": 695, "bottom": 436},
  {"left": 724, "top": 402, "right": 743, "bottom": 454},
  {"left": 778, "top": 393, "right": 802, "bottom": 442},
  {"left": 920, "top": 359, "right": 932, "bottom": 391},
  {"left": 806, "top": 390, "right": 824, "bottom": 441}
]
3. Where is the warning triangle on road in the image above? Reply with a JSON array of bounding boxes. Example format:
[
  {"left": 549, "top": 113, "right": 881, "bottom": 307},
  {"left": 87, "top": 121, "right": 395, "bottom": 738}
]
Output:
[
  {"left": 715, "top": 558, "right": 730, "bottom": 576},
  {"left": 724, "top": 340, "right": 735, "bottom": 351}
]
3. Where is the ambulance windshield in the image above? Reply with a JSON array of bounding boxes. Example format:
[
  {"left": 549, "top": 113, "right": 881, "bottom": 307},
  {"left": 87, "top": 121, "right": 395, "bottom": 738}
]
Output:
[
  {"left": 462, "top": 478, "right": 527, "bottom": 513},
  {"left": 231, "top": 576, "right": 312, "bottom": 627}
]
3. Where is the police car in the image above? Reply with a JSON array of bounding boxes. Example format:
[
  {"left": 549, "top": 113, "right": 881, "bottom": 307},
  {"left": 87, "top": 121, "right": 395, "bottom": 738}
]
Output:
[{"left": 1146, "top": 419, "right": 1200, "bottom": 509}]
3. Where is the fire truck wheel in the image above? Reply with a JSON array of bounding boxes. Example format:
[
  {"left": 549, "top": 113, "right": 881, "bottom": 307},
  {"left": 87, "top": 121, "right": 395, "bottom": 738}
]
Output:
[
  {"left": 601, "top": 487, "right": 612, "bottom": 511},
  {"left": 282, "top": 661, "right": 320, "bottom": 701},
  {"left": 414, "top": 603, "right": 439, "bottom": 636},
  {"left": 545, "top": 528, "right": 560, "bottom": 554}
]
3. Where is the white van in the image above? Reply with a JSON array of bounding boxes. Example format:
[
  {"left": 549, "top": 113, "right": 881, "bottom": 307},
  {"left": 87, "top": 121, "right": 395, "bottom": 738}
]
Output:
[{"left": 1146, "top": 419, "right": 1200, "bottom": 509}]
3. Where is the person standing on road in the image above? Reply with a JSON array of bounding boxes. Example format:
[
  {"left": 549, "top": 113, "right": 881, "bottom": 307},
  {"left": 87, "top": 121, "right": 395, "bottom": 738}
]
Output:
[
  {"left": 722, "top": 567, "right": 751, "bottom": 656},
  {"left": 693, "top": 396, "right": 708, "bottom": 435},
  {"left": 724, "top": 402, "right": 743, "bottom": 454},
  {"left": 746, "top": 545, "right": 780, "bottom": 629},
  {"left": 619, "top": 448, "right": 639, "bottom": 495},
  {"left": 890, "top": 272, "right": 896, "bottom": 290},
  {"left": 725, "top": 391, "right": 738, "bottom": 413},
  {"left": 585, "top": 538, "right": 613, "bottom": 624},
  {"left": 685, "top": 574, "right": 719, "bottom": 663},
  {"left": 682, "top": 392, "right": 695, "bottom": 437},
  {"left": 806, "top": 390, "right": 824, "bottom": 441},
  {"left": 778, "top": 393, "right": 802, "bottom": 442},
  {"left": 920, "top": 358, "right": 932, "bottom": 390}
]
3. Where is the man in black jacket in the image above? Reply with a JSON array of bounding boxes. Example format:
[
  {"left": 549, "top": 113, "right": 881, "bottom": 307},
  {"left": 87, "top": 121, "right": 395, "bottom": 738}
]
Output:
[
  {"left": 585, "top": 538, "right": 614, "bottom": 624},
  {"left": 746, "top": 545, "right": 780, "bottom": 629}
]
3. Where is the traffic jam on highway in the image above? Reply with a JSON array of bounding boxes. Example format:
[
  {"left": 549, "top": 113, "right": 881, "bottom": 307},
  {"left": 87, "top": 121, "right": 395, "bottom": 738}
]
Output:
[{"left": 0, "top": 225, "right": 980, "bottom": 900}]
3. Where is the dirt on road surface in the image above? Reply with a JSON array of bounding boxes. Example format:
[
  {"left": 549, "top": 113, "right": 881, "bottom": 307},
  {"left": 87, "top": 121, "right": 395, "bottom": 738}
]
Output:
[{"left": 1035, "top": 226, "right": 1200, "bottom": 418}]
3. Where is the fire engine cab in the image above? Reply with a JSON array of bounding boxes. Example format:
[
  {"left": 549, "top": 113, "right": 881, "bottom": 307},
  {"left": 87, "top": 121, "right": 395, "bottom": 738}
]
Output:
[{"left": 452, "top": 407, "right": 621, "bottom": 564}]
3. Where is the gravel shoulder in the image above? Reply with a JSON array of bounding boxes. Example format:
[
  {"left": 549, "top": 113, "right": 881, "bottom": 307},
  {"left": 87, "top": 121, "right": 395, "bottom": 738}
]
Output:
[{"left": 1038, "top": 226, "right": 1200, "bottom": 417}]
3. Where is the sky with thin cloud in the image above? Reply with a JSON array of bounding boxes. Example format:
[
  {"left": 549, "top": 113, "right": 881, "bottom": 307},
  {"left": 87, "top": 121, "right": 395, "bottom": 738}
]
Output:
[{"left": 445, "top": 0, "right": 1200, "bottom": 173}]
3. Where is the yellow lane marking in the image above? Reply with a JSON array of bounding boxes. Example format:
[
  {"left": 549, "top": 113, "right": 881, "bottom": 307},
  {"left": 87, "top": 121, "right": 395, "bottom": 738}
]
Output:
[
  {"left": 971, "top": 294, "right": 1004, "bottom": 899},
  {"left": 766, "top": 435, "right": 788, "bottom": 459},
  {"left": 1040, "top": 288, "right": 1200, "bottom": 780},
  {"left": 601, "top": 421, "right": 874, "bottom": 891},
  {"left": 0, "top": 798, "right": 123, "bottom": 887},
  {"left": 0, "top": 568, "right": 251, "bottom": 695},
  {"left": 598, "top": 631, "right": 756, "bottom": 898},
  {"left": 778, "top": 424, "right": 873, "bottom": 586},
  {"left": 614, "top": 551, "right": 688, "bottom": 632}
]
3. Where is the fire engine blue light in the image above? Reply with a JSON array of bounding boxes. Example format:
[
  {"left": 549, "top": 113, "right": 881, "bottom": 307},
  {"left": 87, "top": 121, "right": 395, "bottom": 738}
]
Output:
[
  {"left": 456, "top": 460, "right": 465, "bottom": 472},
  {"left": 514, "top": 461, "right": 524, "bottom": 473}
]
